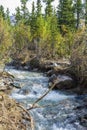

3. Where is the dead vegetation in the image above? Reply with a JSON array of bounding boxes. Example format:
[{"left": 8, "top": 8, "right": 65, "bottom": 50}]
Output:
[
  {"left": 70, "top": 31, "right": 87, "bottom": 88},
  {"left": 0, "top": 71, "right": 34, "bottom": 130},
  {"left": 0, "top": 92, "right": 31, "bottom": 130}
]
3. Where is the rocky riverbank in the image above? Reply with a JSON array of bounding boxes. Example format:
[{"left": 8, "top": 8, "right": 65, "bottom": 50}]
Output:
[
  {"left": 1, "top": 54, "right": 87, "bottom": 129},
  {"left": 0, "top": 71, "right": 32, "bottom": 130},
  {"left": 5, "top": 65, "right": 87, "bottom": 130},
  {"left": 7, "top": 56, "right": 86, "bottom": 94}
]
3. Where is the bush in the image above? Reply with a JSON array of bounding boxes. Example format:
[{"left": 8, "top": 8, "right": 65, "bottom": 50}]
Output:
[
  {"left": 71, "top": 31, "right": 87, "bottom": 87},
  {"left": 0, "top": 17, "right": 12, "bottom": 64}
]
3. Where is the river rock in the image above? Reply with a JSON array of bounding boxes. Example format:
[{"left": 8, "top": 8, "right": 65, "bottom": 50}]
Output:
[
  {"left": 18, "top": 89, "right": 30, "bottom": 95},
  {"left": 79, "top": 115, "right": 87, "bottom": 127},
  {"left": 30, "top": 57, "right": 40, "bottom": 69},
  {"left": 10, "top": 82, "right": 21, "bottom": 89},
  {"left": 55, "top": 79, "right": 76, "bottom": 90},
  {"left": 49, "top": 74, "right": 57, "bottom": 83}
]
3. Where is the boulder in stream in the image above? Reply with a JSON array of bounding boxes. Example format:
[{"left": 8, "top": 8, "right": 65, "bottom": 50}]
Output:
[
  {"left": 49, "top": 75, "right": 76, "bottom": 90},
  {"left": 55, "top": 79, "right": 76, "bottom": 90}
]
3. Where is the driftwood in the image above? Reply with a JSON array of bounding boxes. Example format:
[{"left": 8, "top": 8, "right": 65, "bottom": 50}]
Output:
[
  {"left": 28, "top": 81, "right": 58, "bottom": 110},
  {"left": 27, "top": 103, "right": 63, "bottom": 110}
]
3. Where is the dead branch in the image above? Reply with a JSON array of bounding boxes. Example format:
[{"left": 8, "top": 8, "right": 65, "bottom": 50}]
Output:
[{"left": 28, "top": 81, "right": 58, "bottom": 110}]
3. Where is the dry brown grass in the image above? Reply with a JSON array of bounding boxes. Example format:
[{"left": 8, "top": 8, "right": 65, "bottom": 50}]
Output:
[
  {"left": 0, "top": 92, "right": 26, "bottom": 130},
  {"left": 0, "top": 70, "right": 34, "bottom": 130},
  {"left": 0, "top": 92, "right": 31, "bottom": 130}
]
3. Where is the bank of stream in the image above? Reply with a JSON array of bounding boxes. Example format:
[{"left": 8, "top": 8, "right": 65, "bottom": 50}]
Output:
[{"left": 5, "top": 66, "right": 87, "bottom": 130}]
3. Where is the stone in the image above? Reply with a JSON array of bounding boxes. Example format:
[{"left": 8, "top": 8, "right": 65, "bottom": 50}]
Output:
[
  {"left": 18, "top": 89, "right": 30, "bottom": 95},
  {"left": 55, "top": 79, "right": 76, "bottom": 90},
  {"left": 49, "top": 74, "right": 57, "bottom": 83}
]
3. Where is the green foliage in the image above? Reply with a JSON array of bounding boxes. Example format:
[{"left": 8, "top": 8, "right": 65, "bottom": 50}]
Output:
[
  {"left": 5, "top": 8, "right": 10, "bottom": 24},
  {"left": 13, "top": 23, "right": 31, "bottom": 51},
  {"left": 0, "top": 0, "right": 86, "bottom": 63},
  {"left": 15, "top": 7, "right": 22, "bottom": 24},
  {"left": 43, "top": 0, "right": 54, "bottom": 17},
  {"left": 15, "top": 0, "right": 29, "bottom": 24},
  {"left": 85, "top": 0, "right": 87, "bottom": 25},
  {"left": 74, "top": 0, "right": 82, "bottom": 29},
  {"left": 0, "top": 5, "right": 5, "bottom": 19},
  {"left": 13, "top": 0, "right": 77, "bottom": 58},
  {"left": 0, "top": 17, "right": 12, "bottom": 62},
  {"left": 36, "top": 0, "right": 42, "bottom": 17},
  {"left": 30, "top": 2, "right": 37, "bottom": 38},
  {"left": 58, "top": 0, "right": 75, "bottom": 32},
  {"left": 21, "top": 0, "right": 29, "bottom": 19}
]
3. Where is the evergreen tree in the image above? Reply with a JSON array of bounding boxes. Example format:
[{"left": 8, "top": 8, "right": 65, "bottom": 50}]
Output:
[
  {"left": 36, "top": 0, "right": 42, "bottom": 17},
  {"left": 6, "top": 8, "right": 10, "bottom": 24},
  {"left": 74, "top": 0, "right": 82, "bottom": 29},
  {"left": 20, "top": 0, "right": 29, "bottom": 19},
  {"left": 43, "top": 0, "right": 54, "bottom": 17},
  {"left": 0, "top": 5, "right": 5, "bottom": 19},
  {"left": 31, "top": 1, "right": 35, "bottom": 17},
  {"left": 58, "top": 0, "right": 75, "bottom": 32},
  {"left": 30, "top": 2, "right": 36, "bottom": 37},
  {"left": 15, "top": 7, "right": 21, "bottom": 24},
  {"left": 50, "top": 9, "right": 59, "bottom": 57},
  {"left": 85, "top": 0, "right": 87, "bottom": 26}
]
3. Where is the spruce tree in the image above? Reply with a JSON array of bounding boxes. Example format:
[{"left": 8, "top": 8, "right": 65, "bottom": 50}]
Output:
[
  {"left": 36, "top": 0, "right": 42, "bottom": 17},
  {"left": 6, "top": 8, "right": 10, "bottom": 24},
  {"left": 85, "top": 0, "right": 87, "bottom": 26},
  {"left": 30, "top": 2, "right": 36, "bottom": 37},
  {"left": 21, "top": 0, "right": 29, "bottom": 19},
  {"left": 50, "top": 9, "right": 59, "bottom": 57},
  {"left": 74, "top": 0, "right": 82, "bottom": 29},
  {"left": 15, "top": 7, "right": 21, "bottom": 24},
  {"left": 43, "top": 0, "right": 54, "bottom": 17},
  {"left": 58, "top": 0, "right": 75, "bottom": 32},
  {"left": 0, "top": 5, "right": 5, "bottom": 19},
  {"left": 31, "top": 1, "right": 35, "bottom": 17}
]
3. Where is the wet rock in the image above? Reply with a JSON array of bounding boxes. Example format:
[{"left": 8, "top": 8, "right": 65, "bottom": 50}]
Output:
[
  {"left": 33, "top": 91, "right": 37, "bottom": 95},
  {"left": 10, "top": 82, "right": 21, "bottom": 89},
  {"left": 49, "top": 74, "right": 57, "bottom": 83},
  {"left": 79, "top": 115, "right": 87, "bottom": 127},
  {"left": 30, "top": 57, "right": 40, "bottom": 69},
  {"left": 18, "top": 89, "right": 30, "bottom": 95},
  {"left": 49, "top": 74, "right": 76, "bottom": 91},
  {"left": 55, "top": 79, "right": 76, "bottom": 90}
]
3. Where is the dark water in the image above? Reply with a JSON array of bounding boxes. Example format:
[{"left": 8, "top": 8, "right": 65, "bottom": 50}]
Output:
[{"left": 5, "top": 67, "right": 87, "bottom": 130}]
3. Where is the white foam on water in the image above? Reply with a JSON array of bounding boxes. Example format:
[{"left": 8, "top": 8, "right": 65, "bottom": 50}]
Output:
[
  {"left": 52, "top": 124, "right": 69, "bottom": 130},
  {"left": 44, "top": 91, "right": 74, "bottom": 101},
  {"left": 11, "top": 92, "right": 43, "bottom": 100},
  {"left": 58, "top": 75, "right": 72, "bottom": 81},
  {"left": 11, "top": 93, "right": 26, "bottom": 99},
  {"left": 52, "top": 124, "right": 77, "bottom": 130},
  {"left": 5, "top": 68, "right": 44, "bottom": 79}
]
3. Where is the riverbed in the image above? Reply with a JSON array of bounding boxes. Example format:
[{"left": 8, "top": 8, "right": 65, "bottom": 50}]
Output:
[{"left": 5, "top": 67, "right": 87, "bottom": 130}]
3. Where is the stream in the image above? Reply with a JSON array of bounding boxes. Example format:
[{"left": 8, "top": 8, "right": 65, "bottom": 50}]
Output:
[{"left": 5, "top": 67, "right": 87, "bottom": 130}]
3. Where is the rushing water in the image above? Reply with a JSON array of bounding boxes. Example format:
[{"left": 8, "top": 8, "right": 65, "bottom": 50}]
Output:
[{"left": 5, "top": 67, "right": 87, "bottom": 130}]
